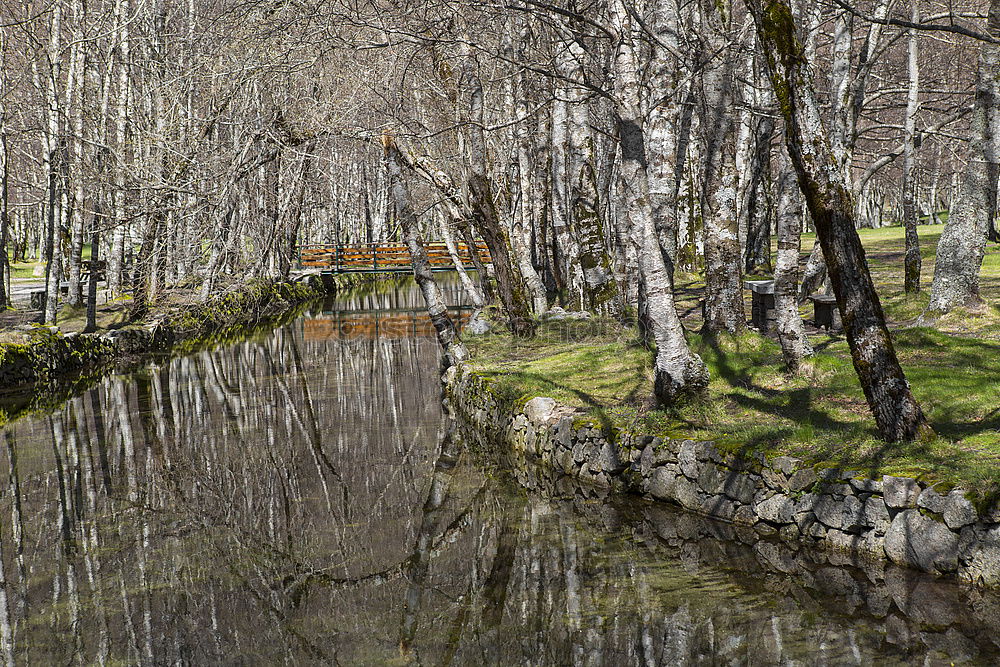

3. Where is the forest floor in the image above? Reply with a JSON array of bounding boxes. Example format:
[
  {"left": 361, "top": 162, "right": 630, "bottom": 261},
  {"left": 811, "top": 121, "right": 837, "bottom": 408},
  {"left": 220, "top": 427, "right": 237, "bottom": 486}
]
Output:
[{"left": 466, "top": 224, "right": 1000, "bottom": 502}]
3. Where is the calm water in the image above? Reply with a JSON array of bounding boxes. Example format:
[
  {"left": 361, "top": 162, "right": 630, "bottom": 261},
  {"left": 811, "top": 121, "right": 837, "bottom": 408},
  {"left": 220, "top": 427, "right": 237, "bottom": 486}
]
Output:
[{"left": 1, "top": 281, "right": 999, "bottom": 665}]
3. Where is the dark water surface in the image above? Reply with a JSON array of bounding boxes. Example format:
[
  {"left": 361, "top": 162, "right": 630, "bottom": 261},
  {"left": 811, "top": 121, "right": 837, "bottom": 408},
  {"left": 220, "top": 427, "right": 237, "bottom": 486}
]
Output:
[{"left": 3, "top": 281, "right": 1000, "bottom": 665}]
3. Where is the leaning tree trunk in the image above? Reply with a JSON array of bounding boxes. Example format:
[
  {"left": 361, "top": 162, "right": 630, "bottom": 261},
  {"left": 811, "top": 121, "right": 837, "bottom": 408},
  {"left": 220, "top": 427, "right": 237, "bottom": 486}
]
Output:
[
  {"left": 441, "top": 218, "right": 485, "bottom": 309},
  {"left": 927, "top": 0, "right": 1000, "bottom": 313},
  {"left": 459, "top": 43, "right": 535, "bottom": 338},
  {"left": 748, "top": 0, "right": 932, "bottom": 442},
  {"left": 611, "top": 0, "right": 709, "bottom": 405},
  {"left": 774, "top": 146, "right": 814, "bottom": 372},
  {"left": 797, "top": 239, "right": 827, "bottom": 302},
  {"left": 383, "top": 132, "right": 466, "bottom": 368}
]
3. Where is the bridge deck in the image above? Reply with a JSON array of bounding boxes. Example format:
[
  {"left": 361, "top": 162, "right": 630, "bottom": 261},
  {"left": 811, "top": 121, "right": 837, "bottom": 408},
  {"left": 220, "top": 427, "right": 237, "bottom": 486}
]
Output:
[{"left": 298, "top": 241, "right": 491, "bottom": 273}]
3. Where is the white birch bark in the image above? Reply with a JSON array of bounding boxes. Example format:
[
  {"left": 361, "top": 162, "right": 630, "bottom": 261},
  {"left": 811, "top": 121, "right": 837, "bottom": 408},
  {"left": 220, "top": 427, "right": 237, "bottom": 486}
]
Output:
[
  {"left": 901, "top": 0, "right": 921, "bottom": 294},
  {"left": 512, "top": 60, "right": 548, "bottom": 313},
  {"left": 610, "top": 0, "right": 708, "bottom": 404},
  {"left": 42, "top": 0, "right": 64, "bottom": 324},
  {"left": 699, "top": 0, "right": 745, "bottom": 335},
  {"left": 928, "top": 0, "right": 1000, "bottom": 313},
  {"left": 66, "top": 30, "right": 86, "bottom": 308},
  {"left": 383, "top": 132, "right": 467, "bottom": 367},
  {"left": 108, "top": 0, "right": 130, "bottom": 296},
  {"left": 774, "top": 147, "right": 813, "bottom": 372}
]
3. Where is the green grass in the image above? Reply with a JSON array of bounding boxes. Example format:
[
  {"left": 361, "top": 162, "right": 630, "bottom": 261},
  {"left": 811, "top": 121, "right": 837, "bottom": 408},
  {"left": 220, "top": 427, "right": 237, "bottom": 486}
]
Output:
[
  {"left": 467, "top": 224, "right": 1000, "bottom": 503},
  {"left": 7, "top": 245, "right": 93, "bottom": 280}
]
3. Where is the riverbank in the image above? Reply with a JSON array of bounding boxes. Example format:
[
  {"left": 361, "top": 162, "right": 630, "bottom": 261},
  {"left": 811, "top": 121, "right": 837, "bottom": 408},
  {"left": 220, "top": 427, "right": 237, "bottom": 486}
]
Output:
[
  {"left": 0, "top": 272, "right": 380, "bottom": 425},
  {"left": 453, "top": 224, "right": 1000, "bottom": 586},
  {"left": 444, "top": 358, "right": 1000, "bottom": 588}
]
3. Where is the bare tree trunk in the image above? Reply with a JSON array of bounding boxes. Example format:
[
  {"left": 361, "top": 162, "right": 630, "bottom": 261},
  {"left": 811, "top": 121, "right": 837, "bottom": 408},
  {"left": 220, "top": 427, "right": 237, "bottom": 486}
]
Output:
[
  {"left": 383, "top": 132, "right": 467, "bottom": 368},
  {"left": 0, "top": 78, "right": 9, "bottom": 310},
  {"left": 611, "top": 0, "right": 709, "bottom": 404},
  {"left": 774, "top": 147, "right": 813, "bottom": 372},
  {"left": 749, "top": 0, "right": 933, "bottom": 442},
  {"left": 459, "top": 43, "right": 535, "bottom": 338},
  {"left": 511, "top": 58, "right": 548, "bottom": 314},
  {"left": 699, "top": 4, "right": 745, "bottom": 335},
  {"left": 901, "top": 0, "right": 922, "bottom": 294},
  {"left": 441, "top": 217, "right": 485, "bottom": 309},
  {"left": 561, "top": 38, "right": 620, "bottom": 313},
  {"left": 84, "top": 227, "right": 100, "bottom": 333},
  {"left": 647, "top": 0, "right": 689, "bottom": 269},
  {"left": 742, "top": 116, "right": 775, "bottom": 274},
  {"left": 797, "top": 239, "right": 827, "bottom": 302},
  {"left": 108, "top": 0, "right": 130, "bottom": 296},
  {"left": 549, "top": 89, "right": 573, "bottom": 301},
  {"left": 927, "top": 0, "right": 1000, "bottom": 313},
  {"left": 66, "top": 28, "right": 86, "bottom": 308},
  {"left": 41, "top": 0, "right": 64, "bottom": 324},
  {"left": 829, "top": 11, "right": 853, "bottom": 181}
]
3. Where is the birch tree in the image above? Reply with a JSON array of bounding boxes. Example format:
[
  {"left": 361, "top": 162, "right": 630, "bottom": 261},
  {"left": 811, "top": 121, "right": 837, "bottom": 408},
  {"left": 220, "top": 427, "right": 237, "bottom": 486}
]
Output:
[
  {"left": 610, "top": 0, "right": 709, "bottom": 404},
  {"left": 927, "top": 0, "right": 1000, "bottom": 314},
  {"left": 746, "top": 0, "right": 933, "bottom": 442}
]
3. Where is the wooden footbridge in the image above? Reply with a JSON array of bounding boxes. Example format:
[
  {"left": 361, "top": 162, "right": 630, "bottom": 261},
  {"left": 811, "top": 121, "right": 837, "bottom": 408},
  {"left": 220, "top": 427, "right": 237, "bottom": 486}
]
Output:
[{"left": 298, "top": 241, "right": 491, "bottom": 273}]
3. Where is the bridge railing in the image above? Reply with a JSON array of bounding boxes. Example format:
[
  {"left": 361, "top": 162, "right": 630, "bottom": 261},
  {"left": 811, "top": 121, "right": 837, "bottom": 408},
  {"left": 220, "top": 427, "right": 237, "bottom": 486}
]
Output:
[{"left": 298, "top": 241, "right": 492, "bottom": 273}]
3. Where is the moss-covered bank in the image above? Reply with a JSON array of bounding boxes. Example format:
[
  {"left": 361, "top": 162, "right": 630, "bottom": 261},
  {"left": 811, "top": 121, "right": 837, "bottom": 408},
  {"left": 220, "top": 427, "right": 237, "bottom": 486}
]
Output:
[{"left": 0, "top": 274, "right": 365, "bottom": 426}]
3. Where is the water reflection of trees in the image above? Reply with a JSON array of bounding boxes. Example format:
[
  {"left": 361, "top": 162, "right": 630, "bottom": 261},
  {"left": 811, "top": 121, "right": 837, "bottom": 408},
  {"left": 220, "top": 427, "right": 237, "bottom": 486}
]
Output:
[{"left": 0, "top": 312, "right": 999, "bottom": 664}]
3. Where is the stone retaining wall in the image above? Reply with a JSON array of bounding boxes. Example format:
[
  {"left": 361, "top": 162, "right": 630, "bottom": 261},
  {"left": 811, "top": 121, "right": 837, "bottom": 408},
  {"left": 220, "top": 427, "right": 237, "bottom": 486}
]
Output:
[
  {"left": 0, "top": 278, "right": 331, "bottom": 391},
  {"left": 444, "top": 362, "right": 1000, "bottom": 588}
]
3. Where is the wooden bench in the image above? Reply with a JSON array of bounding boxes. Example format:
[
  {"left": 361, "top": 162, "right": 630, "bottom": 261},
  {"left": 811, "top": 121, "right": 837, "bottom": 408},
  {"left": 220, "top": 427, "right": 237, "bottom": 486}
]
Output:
[{"left": 809, "top": 294, "right": 841, "bottom": 330}]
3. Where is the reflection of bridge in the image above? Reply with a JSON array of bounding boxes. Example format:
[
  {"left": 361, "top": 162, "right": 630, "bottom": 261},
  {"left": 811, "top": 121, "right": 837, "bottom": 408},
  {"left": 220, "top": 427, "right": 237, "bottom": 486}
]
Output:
[
  {"left": 298, "top": 242, "right": 492, "bottom": 273},
  {"left": 303, "top": 307, "right": 474, "bottom": 340}
]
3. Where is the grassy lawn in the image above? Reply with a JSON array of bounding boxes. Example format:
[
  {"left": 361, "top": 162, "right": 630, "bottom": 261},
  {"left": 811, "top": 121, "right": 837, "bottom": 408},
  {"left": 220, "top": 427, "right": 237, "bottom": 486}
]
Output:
[
  {"left": 466, "top": 224, "right": 1000, "bottom": 503},
  {"left": 8, "top": 245, "right": 94, "bottom": 280}
]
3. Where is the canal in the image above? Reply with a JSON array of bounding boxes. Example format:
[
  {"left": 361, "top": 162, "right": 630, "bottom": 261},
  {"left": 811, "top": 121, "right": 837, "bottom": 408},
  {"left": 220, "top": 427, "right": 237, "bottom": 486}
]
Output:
[{"left": 1, "top": 280, "right": 999, "bottom": 664}]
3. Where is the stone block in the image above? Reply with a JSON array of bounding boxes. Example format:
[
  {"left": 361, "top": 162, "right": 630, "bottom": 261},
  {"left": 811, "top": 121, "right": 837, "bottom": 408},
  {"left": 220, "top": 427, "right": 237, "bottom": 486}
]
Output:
[
  {"left": 814, "top": 494, "right": 864, "bottom": 532},
  {"left": 850, "top": 477, "right": 884, "bottom": 494},
  {"left": 596, "top": 442, "right": 625, "bottom": 475},
  {"left": 754, "top": 493, "right": 797, "bottom": 524},
  {"left": 883, "top": 476, "right": 921, "bottom": 509},
  {"left": 696, "top": 464, "right": 726, "bottom": 495},
  {"left": 733, "top": 505, "right": 757, "bottom": 526},
  {"left": 678, "top": 440, "right": 701, "bottom": 478},
  {"left": 863, "top": 497, "right": 891, "bottom": 532},
  {"left": 771, "top": 455, "right": 802, "bottom": 476},
  {"left": 884, "top": 509, "right": 959, "bottom": 573},
  {"left": 722, "top": 472, "right": 757, "bottom": 505},
  {"left": 961, "top": 526, "right": 1000, "bottom": 586},
  {"left": 917, "top": 487, "right": 946, "bottom": 514},
  {"left": 761, "top": 467, "right": 787, "bottom": 491},
  {"left": 523, "top": 396, "right": 557, "bottom": 423},
  {"left": 787, "top": 468, "right": 818, "bottom": 492},
  {"left": 778, "top": 523, "right": 801, "bottom": 542},
  {"left": 943, "top": 491, "right": 978, "bottom": 529},
  {"left": 701, "top": 495, "right": 738, "bottom": 522},
  {"left": 673, "top": 475, "right": 703, "bottom": 511},
  {"left": 648, "top": 466, "right": 677, "bottom": 502}
]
